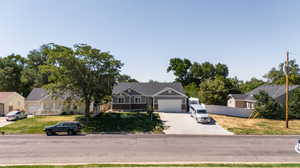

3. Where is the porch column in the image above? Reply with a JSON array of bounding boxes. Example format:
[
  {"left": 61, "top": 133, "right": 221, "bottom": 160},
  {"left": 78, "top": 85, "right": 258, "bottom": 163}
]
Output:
[{"left": 152, "top": 96, "right": 155, "bottom": 111}]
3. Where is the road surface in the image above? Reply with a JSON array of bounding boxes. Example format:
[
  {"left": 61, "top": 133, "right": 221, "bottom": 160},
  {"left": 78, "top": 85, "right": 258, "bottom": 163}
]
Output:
[{"left": 0, "top": 134, "right": 299, "bottom": 165}]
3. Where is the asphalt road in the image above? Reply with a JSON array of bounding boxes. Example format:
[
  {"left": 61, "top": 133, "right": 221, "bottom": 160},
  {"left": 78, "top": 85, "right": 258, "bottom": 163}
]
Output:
[{"left": 0, "top": 134, "right": 299, "bottom": 165}]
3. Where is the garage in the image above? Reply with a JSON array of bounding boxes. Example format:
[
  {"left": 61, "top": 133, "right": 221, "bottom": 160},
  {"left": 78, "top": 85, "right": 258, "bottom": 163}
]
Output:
[
  {"left": 158, "top": 99, "right": 182, "bottom": 112},
  {"left": 27, "top": 105, "right": 40, "bottom": 115}
]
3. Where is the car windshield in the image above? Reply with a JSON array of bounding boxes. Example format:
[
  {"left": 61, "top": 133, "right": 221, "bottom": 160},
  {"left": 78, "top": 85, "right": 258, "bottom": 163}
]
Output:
[
  {"left": 7, "top": 112, "right": 18, "bottom": 116},
  {"left": 197, "top": 110, "right": 207, "bottom": 114},
  {"left": 190, "top": 101, "right": 199, "bottom": 104}
]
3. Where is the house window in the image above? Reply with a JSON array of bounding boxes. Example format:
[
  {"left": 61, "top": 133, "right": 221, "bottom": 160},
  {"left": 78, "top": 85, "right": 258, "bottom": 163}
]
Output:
[
  {"left": 135, "top": 97, "right": 141, "bottom": 104},
  {"left": 118, "top": 97, "right": 125, "bottom": 103}
]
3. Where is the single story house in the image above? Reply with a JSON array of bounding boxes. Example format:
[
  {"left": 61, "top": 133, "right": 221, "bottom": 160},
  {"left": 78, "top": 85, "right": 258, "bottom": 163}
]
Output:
[
  {"left": 228, "top": 84, "right": 299, "bottom": 109},
  {"left": 0, "top": 92, "right": 25, "bottom": 116},
  {"left": 25, "top": 88, "right": 88, "bottom": 115},
  {"left": 112, "top": 82, "right": 187, "bottom": 112}
]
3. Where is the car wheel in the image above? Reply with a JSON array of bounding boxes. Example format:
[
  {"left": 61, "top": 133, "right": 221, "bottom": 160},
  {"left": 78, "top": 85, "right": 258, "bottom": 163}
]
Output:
[
  {"left": 46, "top": 130, "right": 53, "bottom": 136},
  {"left": 67, "top": 130, "right": 73, "bottom": 136}
]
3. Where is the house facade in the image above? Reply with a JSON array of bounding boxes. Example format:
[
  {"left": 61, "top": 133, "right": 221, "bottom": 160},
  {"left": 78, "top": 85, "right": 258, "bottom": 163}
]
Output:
[
  {"left": 0, "top": 92, "right": 25, "bottom": 116},
  {"left": 112, "top": 82, "right": 187, "bottom": 112},
  {"left": 228, "top": 85, "right": 299, "bottom": 109},
  {"left": 25, "top": 88, "right": 87, "bottom": 115}
]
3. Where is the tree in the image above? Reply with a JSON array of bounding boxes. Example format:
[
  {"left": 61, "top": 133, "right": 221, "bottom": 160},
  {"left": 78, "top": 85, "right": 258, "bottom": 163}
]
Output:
[
  {"left": 167, "top": 58, "right": 229, "bottom": 86},
  {"left": 289, "top": 88, "right": 300, "bottom": 119},
  {"left": 264, "top": 59, "right": 300, "bottom": 85},
  {"left": 167, "top": 58, "right": 192, "bottom": 86},
  {"left": 215, "top": 63, "right": 229, "bottom": 78},
  {"left": 198, "top": 77, "right": 227, "bottom": 105},
  {"left": 198, "top": 76, "right": 241, "bottom": 105},
  {"left": 148, "top": 79, "right": 159, "bottom": 83},
  {"left": 240, "top": 77, "right": 265, "bottom": 93},
  {"left": 21, "top": 45, "right": 53, "bottom": 93},
  {"left": 117, "top": 74, "right": 138, "bottom": 83},
  {"left": 0, "top": 54, "right": 29, "bottom": 96},
  {"left": 184, "top": 82, "right": 199, "bottom": 98},
  {"left": 252, "top": 91, "right": 283, "bottom": 119},
  {"left": 41, "top": 43, "right": 123, "bottom": 117}
]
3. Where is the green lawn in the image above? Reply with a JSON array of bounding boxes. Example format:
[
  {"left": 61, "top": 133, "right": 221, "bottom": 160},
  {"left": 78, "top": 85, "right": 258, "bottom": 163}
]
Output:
[
  {"left": 0, "top": 115, "right": 78, "bottom": 134},
  {"left": 0, "top": 112, "right": 164, "bottom": 134},
  {"left": 78, "top": 112, "right": 164, "bottom": 133},
  {"left": 3, "top": 163, "right": 300, "bottom": 168}
]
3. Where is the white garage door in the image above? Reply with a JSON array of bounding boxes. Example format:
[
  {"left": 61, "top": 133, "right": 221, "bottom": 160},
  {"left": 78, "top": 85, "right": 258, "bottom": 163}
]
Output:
[
  {"left": 158, "top": 99, "right": 182, "bottom": 112},
  {"left": 27, "top": 105, "right": 40, "bottom": 114}
]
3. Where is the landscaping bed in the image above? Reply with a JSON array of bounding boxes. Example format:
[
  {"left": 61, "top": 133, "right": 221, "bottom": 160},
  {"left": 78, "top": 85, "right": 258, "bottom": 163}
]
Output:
[
  {"left": 78, "top": 112, "right": 164, "bottom": 134},
  {"left": 210, "top": 114, "right": 300, "bottom": 135}
]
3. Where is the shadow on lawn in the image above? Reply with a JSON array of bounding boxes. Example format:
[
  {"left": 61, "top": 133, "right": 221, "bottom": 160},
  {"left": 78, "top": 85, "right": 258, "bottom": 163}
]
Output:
[{"left": 76, "top": 112, "right": 164, "bottom": 134}]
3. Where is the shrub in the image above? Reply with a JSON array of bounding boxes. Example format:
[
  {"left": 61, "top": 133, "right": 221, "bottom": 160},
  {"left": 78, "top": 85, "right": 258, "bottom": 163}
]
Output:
[
  {"left": 253, "top": 91, "right": 283, "bottom": 119},
  {"left": 289, "top": 88, "right": 300, "bottom": 119}
]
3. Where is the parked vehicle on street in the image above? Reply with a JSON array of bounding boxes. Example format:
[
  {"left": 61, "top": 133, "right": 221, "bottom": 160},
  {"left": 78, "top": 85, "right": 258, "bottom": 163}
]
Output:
[
  {"left": 295, "top": 140, "right": 300, "bottom": 153},
  {"left": 189, "top": 97, "right": 210, "bottom": 124},
  {"left": 6, "top": 111, "right": 27, "bottom": 121},
  {"left": 44, "top": 122, "right": 81, "bottom": 136}
]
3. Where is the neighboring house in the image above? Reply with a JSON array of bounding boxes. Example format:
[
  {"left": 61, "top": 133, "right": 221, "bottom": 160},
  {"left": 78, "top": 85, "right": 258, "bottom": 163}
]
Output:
[
  {"left": 228, "top": 84, "right": 299, "bottom": 109},
  {"left": 112, "top": 82, "right": 187, "bottom": 112},
  {"left": 25, "top": 88, "right": 87, "bottom": 115},
  {"left": 0, "top": 92, "right": 25, "bottom": 116}
]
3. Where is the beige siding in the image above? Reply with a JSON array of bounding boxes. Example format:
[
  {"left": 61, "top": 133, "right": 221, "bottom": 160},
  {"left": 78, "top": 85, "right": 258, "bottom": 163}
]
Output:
[
  {"left": 227, "top": 97, "right": 236, "bottom": 107},
  {"left": 26, "top": 96, "right": 86, "bottom": 115},
  {"left": 1, "top": 93, "right": 25, "bottom": 115}
]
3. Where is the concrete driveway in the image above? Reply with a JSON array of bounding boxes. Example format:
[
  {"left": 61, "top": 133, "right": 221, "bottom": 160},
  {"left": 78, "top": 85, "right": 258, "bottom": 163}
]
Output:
[
  {"left": 0, "top": 117, "right": 13, "bottom": 127},
  {"left": 159, "top": 112, "right": 233, "bottom": 135},
  {"left": 0, "top": 115, "right": 34, "bottom": 128}
]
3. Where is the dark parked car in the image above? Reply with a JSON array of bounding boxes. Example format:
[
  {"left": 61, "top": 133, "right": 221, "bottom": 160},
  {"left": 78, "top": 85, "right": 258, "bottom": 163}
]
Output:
[{"left": 44, "top": 122, "right": 81, "bottom": 136}]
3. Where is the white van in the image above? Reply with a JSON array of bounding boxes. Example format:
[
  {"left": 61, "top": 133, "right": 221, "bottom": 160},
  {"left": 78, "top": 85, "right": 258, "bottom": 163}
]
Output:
[{"left": 189, "top": 98, "right": 210, "bottom": 124}]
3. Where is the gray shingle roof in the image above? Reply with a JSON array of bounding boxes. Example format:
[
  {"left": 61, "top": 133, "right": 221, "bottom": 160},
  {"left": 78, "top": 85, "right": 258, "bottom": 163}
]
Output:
[
  {"left": 26, "top": 88, "right": 48, "bottom": 101},
  {"left": 229, "top": 94, "right": 248, "bottom": 100},
  {"left": 113, "top": 82, "right": 186, "bottom": 96},
  {"left": 246, "top": 84, "right": 299, "bottom": 99},
  {"left": 230, "top": 84, "right": 299, "bottom": 101}
]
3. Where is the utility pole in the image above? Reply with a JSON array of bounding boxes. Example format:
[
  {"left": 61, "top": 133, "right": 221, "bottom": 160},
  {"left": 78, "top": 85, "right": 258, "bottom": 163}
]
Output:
[{"left": 285, "top": 51, "right": 289, "bottom": 128}]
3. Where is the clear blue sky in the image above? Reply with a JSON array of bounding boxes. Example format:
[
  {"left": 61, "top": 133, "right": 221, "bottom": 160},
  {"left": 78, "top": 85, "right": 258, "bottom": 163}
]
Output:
[{"left": 1, "top": 0, "right": 299, "bottom": 82}]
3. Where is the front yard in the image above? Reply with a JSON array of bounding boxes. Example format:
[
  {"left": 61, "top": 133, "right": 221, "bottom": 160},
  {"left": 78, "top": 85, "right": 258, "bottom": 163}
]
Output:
[
  {"left": 0, "top": 112, "right": 164, "bottom": 134},
  {"left": 0, "top": 115, "right": 78, "bottom": 134},
  {"left": 210, "top": 114, "right": 300, "bottom": 135}
]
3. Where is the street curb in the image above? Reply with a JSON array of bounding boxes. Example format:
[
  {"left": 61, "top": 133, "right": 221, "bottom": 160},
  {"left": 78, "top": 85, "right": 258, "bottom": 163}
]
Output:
[{"left": 1, "top": 162, "right": 300, "bottom": 166}]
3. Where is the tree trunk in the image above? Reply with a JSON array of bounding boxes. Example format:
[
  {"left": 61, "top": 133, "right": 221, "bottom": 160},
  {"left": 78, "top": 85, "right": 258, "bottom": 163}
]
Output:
[{"left": 85, "top": 99, "right": 91, "bottom": 118}]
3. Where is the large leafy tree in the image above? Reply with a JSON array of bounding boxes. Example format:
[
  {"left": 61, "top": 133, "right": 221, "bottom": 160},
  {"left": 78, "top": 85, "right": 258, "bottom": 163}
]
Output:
[
  {"left": 0, "top": 54, "right": 29, "bottom": 96},
  {"left": 41, "top": 44, "right": 123, "bottom": 117},
  {"left": 167, "top": 58, "right": 192, "bottom": 86},
  {"left": 21, "top": 45, "right": 52, "bottom": 92},
  {"left": 240, "top": 77, "right": 265, "bottom": 93},
  {"left": 117, "top": 74, "right": 138, "bottom": 83},
  {"left": 198, "top": 77, "right": 238, "bottom": 105},
  {"left": 167, "top": 58, "right": 229, "bottom": 86},
  {"left": 264, "top": 59, "right": 300, "bottom": 84}
]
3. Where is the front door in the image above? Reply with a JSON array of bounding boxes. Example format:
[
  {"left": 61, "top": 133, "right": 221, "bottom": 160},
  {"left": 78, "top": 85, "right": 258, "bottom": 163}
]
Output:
[
  {"left": 0, "top": 103, "right": 4, "bottom": 116},
  {"left": 8, "top": 106, "right": 13, "bottom": 112}
]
